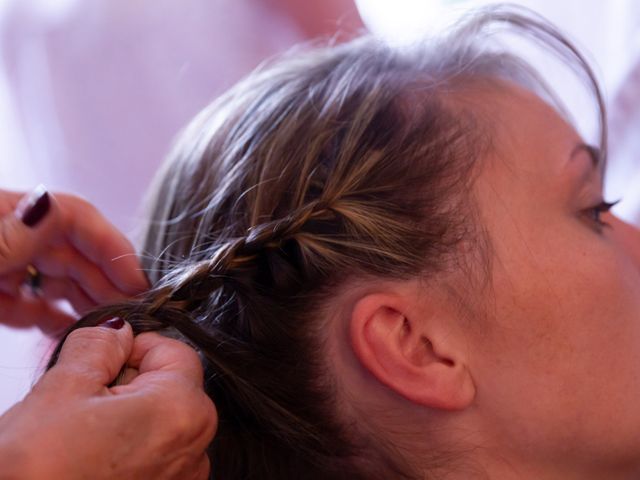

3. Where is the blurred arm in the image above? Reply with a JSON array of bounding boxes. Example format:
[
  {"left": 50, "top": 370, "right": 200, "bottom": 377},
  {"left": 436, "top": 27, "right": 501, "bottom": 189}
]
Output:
[{"left": 265, "top": 0, "right": 364, "bottom": 39}]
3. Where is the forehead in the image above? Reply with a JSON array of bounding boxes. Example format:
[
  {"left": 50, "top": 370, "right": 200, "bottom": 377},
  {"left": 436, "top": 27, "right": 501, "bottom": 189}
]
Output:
[
  {"left": 467, "top": 82, "right": 594, "bottom": 245},
  {"left": 475, "top": 83, "right": 582, "bottom": 179}
]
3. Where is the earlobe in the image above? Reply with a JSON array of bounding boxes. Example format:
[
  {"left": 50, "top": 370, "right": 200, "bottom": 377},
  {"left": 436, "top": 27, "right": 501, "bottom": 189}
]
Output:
[{"left": 350, "top": 292, "right": 475, "bottom": 411}]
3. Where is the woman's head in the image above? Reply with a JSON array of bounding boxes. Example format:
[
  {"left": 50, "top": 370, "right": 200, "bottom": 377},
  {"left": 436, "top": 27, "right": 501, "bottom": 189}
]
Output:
[
  {"left": 137, "top": 31, "right": 488, "bottom": 479},
  {"left": 48, "top": 5, "right": 640, "bottom": 479}
]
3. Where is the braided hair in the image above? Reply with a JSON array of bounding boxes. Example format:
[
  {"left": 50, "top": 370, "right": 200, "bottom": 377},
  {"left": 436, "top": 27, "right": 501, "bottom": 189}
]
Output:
[{"left": 47, "top": 6, "right": 606, "bottom": 479}]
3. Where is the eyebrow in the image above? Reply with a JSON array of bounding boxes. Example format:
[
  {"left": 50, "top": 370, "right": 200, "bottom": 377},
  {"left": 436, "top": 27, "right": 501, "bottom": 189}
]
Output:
[{"left": 569, "top": 142, "right": 602, "bottom": 171}]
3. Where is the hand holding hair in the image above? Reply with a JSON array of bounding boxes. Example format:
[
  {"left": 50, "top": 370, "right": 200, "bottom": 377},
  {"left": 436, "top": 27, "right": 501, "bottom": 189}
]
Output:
[
  {"left": 0, "top": 187, "right": 149, "bottom": 334},
  {"left": 0, "top": 319, "right": 217, "bottom": 479}
]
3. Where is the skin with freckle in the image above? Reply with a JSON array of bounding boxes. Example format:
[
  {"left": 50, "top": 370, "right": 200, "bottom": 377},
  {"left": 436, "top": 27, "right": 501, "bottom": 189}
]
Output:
[{"left": 464, "top": 83, "right": 640, "bottom": 478}]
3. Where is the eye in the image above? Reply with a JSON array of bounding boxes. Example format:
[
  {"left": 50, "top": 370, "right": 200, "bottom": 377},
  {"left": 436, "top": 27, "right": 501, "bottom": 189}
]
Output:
[{"left": 585, "top": 199, "right": 620, "bottom": 231}]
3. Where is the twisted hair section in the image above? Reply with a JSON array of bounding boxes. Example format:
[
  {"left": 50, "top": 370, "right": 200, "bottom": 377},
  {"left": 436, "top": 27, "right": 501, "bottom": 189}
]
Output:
[{"left": 46, "top": 5, "right": 606, "bottom": 479}]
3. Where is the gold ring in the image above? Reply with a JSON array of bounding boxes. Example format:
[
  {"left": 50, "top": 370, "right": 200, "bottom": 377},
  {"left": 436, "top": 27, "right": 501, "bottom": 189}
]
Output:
[{"left": 25, "top": 264, "right": 43, "bottom": 295}]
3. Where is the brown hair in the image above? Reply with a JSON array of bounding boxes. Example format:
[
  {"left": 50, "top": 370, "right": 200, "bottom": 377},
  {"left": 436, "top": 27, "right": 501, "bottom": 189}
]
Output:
[{"left": 47, "top": 5, "right": 606, "bottom": 479}]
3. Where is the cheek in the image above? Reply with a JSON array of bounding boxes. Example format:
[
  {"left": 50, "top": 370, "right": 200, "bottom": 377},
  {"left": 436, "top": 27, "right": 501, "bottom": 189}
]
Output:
[
  {"left": 466, "top": 236, "right": 640, "bottom": 466},
  {"left": 488, "top": 235, "right": 640, "bottom": 373},
  {"left": 473, "top": 227, "right": 640, "bottom": 441}
]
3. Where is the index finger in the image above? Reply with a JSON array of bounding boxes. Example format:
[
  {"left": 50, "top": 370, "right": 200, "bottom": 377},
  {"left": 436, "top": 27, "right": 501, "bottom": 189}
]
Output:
[
  {"left": 125, "top": 332, "right": 204, "bottom": 388},
  {"left": 0, "top": 190, "right": 23, "bottom": 215},
  {"left": 55, "top": 193, "right": 149, "bottom": 294}
]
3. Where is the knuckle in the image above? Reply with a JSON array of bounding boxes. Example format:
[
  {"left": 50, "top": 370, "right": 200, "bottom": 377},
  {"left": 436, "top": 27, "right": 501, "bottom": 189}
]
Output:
[
  {"left": 0, "top": 221, "right": 16, "bottom": 263},
  {"left": 181, "top": 347, "right": 205, "bottom": 376},
  {"left": 198, "top": 395, "right": 218, "bottom": 434},
  {"left": 187, "top": 392, "right": 218, "bottom": 441},
  {"left": 152, "top": 335, "right": 205, "bottom": 378},
  {"left": 65, "top": 326, "right": 127, "bottom": 360},
  {"left": 158, "top": 391, "right": 209, "bottom": 440},
  {"left": 145, "top": 388, "right": 185, "bottom": 422},
  {"left": 67, "top": 324, "right": 117, "bottom": 345},
  {"left": 169, "top": 398, "right": 197, "bottom": 434},
  {"left": 58, "top": 193, "right": 104, "bottom": 227},
  {"left": 57, "top": 192, "right": 93, "bottom": 212},
  {"left": 162, "top": 335, "right": 200, "bottom": 359}
]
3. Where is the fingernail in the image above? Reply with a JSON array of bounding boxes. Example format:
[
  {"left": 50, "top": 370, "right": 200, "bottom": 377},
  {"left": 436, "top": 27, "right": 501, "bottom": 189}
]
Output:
[
  {"left": 17, "top": 185, "right": 50, "bottom": 228},
  {"left": 100, "top": 317, "right": 125, "bottom": 330}
]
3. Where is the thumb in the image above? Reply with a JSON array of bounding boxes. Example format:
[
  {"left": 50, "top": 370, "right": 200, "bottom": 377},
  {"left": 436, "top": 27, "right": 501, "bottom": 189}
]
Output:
[
  {"left": 0, "top": 186, "right": 59, "bottom": 274},
  {"left": 45, "top": 319, "right": 134, "bottom": 395}
]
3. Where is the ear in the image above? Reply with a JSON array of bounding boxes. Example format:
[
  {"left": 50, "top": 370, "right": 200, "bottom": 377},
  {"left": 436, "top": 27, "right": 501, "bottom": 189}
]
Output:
[{"left": 350, "top": 292, "right": 475, "bottom": 410}]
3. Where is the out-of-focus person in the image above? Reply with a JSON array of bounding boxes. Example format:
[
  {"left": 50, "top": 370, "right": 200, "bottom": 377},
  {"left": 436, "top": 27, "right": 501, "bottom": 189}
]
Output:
[{"left": 0, "top": 0, "right": 362, "bottom": 414}]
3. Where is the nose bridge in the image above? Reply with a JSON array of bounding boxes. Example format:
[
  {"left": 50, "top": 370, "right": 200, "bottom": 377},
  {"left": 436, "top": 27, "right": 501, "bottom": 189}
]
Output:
[{"left": 610, "top": 215, "right": 640, "bottom": 267}]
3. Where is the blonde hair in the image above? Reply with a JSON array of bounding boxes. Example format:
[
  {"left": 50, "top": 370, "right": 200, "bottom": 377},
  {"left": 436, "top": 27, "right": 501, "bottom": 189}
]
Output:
[{"left": 49, "top": 5, "right": 605, "bottom": 479}]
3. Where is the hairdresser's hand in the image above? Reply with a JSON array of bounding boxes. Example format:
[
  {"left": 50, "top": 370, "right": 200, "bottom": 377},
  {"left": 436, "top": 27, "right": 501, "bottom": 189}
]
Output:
[
  {"left": 0, "top": 320, "right": 217, "bottom": 480},
  {"left": 0, "top": 187, "right": 148, "bottom": 334}
]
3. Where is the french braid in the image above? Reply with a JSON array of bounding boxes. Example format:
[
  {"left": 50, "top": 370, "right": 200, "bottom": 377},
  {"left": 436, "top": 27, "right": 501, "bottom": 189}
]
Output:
[
  {"left": 47, "top": 198, "right": 333, "bottom": 361},
  {"left": 45, "top": 8, "right": 606, "bottom": 478},
  {"left": 47, "top": 202, "right": 346, "bottom": 452}
]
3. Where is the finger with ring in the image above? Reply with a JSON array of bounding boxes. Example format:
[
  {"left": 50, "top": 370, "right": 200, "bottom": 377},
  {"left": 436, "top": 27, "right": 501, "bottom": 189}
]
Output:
[{"left": 25, "top": 264, "right": 43, "bottom": 296}]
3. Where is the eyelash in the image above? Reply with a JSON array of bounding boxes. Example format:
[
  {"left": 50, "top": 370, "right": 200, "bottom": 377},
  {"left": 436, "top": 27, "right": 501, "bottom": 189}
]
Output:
[{"left": 586, "top": 199, "right": 620, "bottom": 230}]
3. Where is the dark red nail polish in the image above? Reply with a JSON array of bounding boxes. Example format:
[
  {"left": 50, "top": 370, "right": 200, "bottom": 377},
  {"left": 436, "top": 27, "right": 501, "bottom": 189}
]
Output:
[
  {"left": 19, "top": 186, "right": 51, "bottom": 228},
  {"left": 100, "top": 317, "right": 125, "bottom": 330}
]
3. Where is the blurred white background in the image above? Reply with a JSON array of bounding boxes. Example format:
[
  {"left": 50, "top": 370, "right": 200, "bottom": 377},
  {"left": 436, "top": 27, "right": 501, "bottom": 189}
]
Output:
[{"left": 2, "top": 0, "right": 640, "bottom": 413}]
